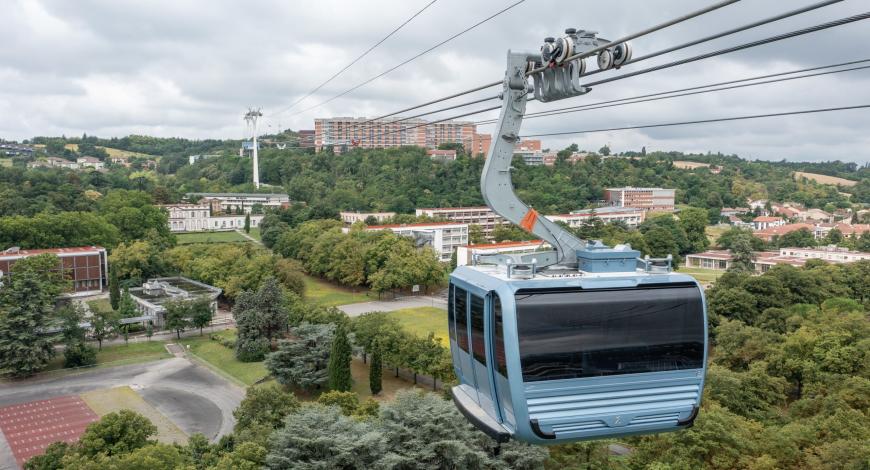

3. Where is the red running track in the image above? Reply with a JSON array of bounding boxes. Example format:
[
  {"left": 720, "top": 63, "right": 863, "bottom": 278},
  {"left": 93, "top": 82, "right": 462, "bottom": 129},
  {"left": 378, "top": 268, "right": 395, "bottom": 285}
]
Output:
[{"left": 0, "top": 395, "right": 98, "bottom": 468}]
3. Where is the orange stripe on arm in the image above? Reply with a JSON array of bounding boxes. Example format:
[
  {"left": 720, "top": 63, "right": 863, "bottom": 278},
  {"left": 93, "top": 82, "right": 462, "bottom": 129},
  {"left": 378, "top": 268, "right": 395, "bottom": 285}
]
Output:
[{"left": 519, "top": 208, "right": 539, "bottom": 232}]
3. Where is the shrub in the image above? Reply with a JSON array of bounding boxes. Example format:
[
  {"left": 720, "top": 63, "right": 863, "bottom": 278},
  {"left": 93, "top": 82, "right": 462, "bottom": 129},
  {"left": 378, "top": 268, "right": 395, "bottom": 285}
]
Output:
[
  {"left": 64, "top": 342, "right": 97, "bottom": 368},
  {"left": 235, "top": 337, "right": 271, "bottom": 362}
]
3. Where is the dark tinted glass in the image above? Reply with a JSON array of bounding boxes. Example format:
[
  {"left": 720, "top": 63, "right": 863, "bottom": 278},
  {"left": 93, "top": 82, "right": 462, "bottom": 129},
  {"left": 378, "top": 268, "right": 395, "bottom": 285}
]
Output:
[
  {"left": 470, "top": 294, "right": 487, "bottom": 365},
  {"left": 493, "top": 295, "right": 508, "bottom": 377},
  {"left": 516, "top": 286, "right": 704, "bottom": 382},
  {"left": 455, "top": 287, "right": 468, "bottom": 352},
  {"left": 448, "top": 284, "right": 455, "bottom": 341}
]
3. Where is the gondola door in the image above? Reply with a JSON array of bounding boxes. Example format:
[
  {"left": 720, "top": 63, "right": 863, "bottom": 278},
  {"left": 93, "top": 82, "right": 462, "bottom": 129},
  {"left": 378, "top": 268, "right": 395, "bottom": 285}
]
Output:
[{"left": 470, "top": 292, "right": 497, "bottom": 417}]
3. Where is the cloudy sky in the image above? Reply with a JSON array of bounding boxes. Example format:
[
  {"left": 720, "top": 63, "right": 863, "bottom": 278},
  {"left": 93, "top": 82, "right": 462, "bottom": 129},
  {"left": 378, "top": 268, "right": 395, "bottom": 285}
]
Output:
[{"left": 2, "top": 0, "right": 869, "bottom": 162}]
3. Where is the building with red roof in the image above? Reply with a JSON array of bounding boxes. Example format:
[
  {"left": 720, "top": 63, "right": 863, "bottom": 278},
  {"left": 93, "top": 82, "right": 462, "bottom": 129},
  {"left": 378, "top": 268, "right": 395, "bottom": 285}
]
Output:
[{"left": 0, "top": 246, "right": 108, "bottom": 296}]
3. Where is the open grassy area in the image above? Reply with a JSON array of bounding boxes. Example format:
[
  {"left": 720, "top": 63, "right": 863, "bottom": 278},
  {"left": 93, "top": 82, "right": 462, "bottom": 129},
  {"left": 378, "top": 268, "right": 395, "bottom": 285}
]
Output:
[
  {"left": 86, "top": 298, "right": 113, "bottom": 313},
  {"left": 387, "top": 307, "right": 449, "bottom": 347},
  {"left": 0, "top": 158, "right": 12, "bottom": 168},
  {"left": 247, "top": 227, "right": 261, "bottom": 241},
  {"left": 176, "top": 231, "right": 250, "bottom": 244},
  {"left": 794, "top": 171, "right": 857, "bottom": 187},
  {"left": 705, "top": 225, "right": 729, "bottom": 246},
  {"left": 680, "top": 267, "right": 725, "bottom": 284},
  {"left": 81, "top": 386, "right": 188, "bottom": 444},
  {"left": 42, "top": 341, "right": 172, "bottom": 373},
  {"left": 179, "top": 331, "right": 268, "bottom": 386},
  {"left": 303, "top": 274, "right": 376, "bottom": 307}
]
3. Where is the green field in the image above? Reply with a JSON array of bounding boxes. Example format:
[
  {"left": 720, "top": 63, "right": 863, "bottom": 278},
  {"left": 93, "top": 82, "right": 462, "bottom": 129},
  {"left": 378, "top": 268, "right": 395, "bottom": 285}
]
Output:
[
  {"left": 179, "top": 330, "right": 268, "bottom": 386},
  {"left": 87, "top": 298, "right": 113, "bottom": 313},
  {"left": 247, "top": 227, "right": 261, "bottom": 241},
  {"left": 303, "top": 275, "right": 376, "bottom": 307},
  {"left": 42, "top": 341, "right": 172, "bottom": 373},
  {"left": 680, "top": 267, "right": 725, "bottom": 284},
  {"left": 0, "top": 158, "right": 12, "bottom": 168},
  {"left": 176, "top": 231, "right": 250, "bottom": 244},
  {"left": 387, "top": 307, "right": 449, "bottom": 347},
  {"left": 705, "top": 225, "right": 729, "bottom": 246}
]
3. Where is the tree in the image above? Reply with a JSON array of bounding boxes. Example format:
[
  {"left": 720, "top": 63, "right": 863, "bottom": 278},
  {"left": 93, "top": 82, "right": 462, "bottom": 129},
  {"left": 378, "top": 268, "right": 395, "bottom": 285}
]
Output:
[
  {"left": 328, "top": 323, "right": 353, "bottom": 391},
  {"left": 78, "top": 410, "right": 157, "bottom": 457},
  {"left": 90, "top": 308, "right": 119, "bottom": 350},
  {"left": 233, "top": 385, "right": 300, "bottom": 431},
  {"left": 244, "top": 213, "right": 251, "bottom": 233},
  {"left": 727, "top": 232, "right": 757, "bottom": 273},
  {"left": 468, "top": 224, "right": 486, "bottom": 244},
  {"left": 109, "top": 268, "right": 121, "bottom": 310},
  {"left": 162, "top": 299, "right": 191, "bottom": 339},
  {"left": 24, "top": 441, "right": 71, "bottom": 470},
  {"left": 265, "top": 323, "right": 335, "bottom": 390},
  {"left": 118, "top": 287, "right": 137, "bottom": 318},
  {"left": 58, "top": 305, "right": 97, "bottom": 368},
  {"left": 188, "top": 298, "right": 214, "bottom": 335},
  {"left": 0, "top": 254, "right": 64, "bottom": 377},
  {"left": 776, "top": 228, "right": 816, "bottom": 248},
  {"left": 598, "top": 145, "right": 610, "bottom": 156},
  {"left": 370, "top": 340, "right": 383, "bottom": 395},
  {"left": 678, "top": 206, "right": 711, "bottom": 253},
  {"left": 145, "top": 322, "right": 154, "bottom": 341},
  {"left": 317, "top": 390, "right": 361, "bottom": 416},
  {"left": 717, "top": 226, "right": 765, "bottom": 251}
]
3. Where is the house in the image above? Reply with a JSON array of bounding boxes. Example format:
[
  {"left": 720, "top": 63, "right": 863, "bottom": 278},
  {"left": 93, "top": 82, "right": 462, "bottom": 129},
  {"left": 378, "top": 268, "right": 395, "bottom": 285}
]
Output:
[
  {"left": 754, "top": 223, "right": 815, "bottom": 242},
  {"left": 720, "top": 207, "right": 750, "bottom": 218},
  {"left": 27, "top": 157, "right": 78, "bottom": 170},
  {"left": 752, "top": 216, "right": 785, "bottom": 231},
  {"left": 76, "top": 156, "right": 104, "bottom": 170},
  {"left": 727, "top": 216, "right": 753, "bottom": 229},
  {"left": 814, "top": 223, "right": 870, "bottom": 239},
  {"left": 797, "top": 208, "right": 833, "bottom": 223}
]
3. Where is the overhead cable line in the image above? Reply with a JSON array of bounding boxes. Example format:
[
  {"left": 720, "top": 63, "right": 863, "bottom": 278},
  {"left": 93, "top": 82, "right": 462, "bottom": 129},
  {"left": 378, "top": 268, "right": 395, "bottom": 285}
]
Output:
[
  {"left": 354, "top": 0, "right": 742, "bottom": 129},
  {"left": 520, "top": 104, "right": 870, "bottom": 138},
  {"left": 585, "top": 11, "right": 870, "bottom": 87},
  {"left": 288, "top": 0, "right": 527, "bottom": 118},
  {"left": 581, "top": 0, "right": 843, "bottom": 77},
  {"left": 475, "top": 59, "right": 870, "bottom": 125},
  {"left": 270, "top": 0, "right": 439, "bottom": 117}
]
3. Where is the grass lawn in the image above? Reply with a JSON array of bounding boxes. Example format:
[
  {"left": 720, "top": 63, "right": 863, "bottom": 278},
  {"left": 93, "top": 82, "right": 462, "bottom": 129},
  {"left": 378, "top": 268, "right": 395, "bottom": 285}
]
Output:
[
  {"left": 42, "top": 341, "right": 172, "bottom": 373},
  {"left": 179, "top": 331, "right": 268, "bottom": 386},
  {"left": 387, "top": 307, "right": 449, "bottom": 347},
  {"left": 247, "top": 227, "right": 261, "bottom": 241},
  {"left": 705, "top": 225, "right": 729, "bottom": 246},
  {"left": 81, "top": 386, "right": 188, "bottom": 444},
  {"left": 303, "top": 274, "right": 376, "bottom": 307},
  {"left": 680, "top": 267, "right": 725, "bottom": 284},
  {"left": 176, "top": 231, "right": 250, "bottom": 244},
  {"left": 87, "top": 298, "right": 113, "bottom": 313},
  {"left": 350, "top": 356, "right": 426, "bottom": 401},
  {"left": 0, "top": 158, "right": 11, "bottom": 168}
]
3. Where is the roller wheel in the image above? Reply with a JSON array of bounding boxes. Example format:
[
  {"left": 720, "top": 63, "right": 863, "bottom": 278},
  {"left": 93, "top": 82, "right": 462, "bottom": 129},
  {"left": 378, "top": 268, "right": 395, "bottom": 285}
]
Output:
[
  {"left": 612, "top": 42, "right": 632, "bottom": 67},
  {"left": 597, "top": 49, "right": 613, "bottom": 71}
]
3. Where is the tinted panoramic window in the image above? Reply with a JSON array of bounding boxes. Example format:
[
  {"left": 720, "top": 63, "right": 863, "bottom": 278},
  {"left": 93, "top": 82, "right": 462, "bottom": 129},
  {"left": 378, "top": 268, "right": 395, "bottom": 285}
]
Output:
[
  {"left": 448, "top": 284, "right": 455, "bottom": 341},
  {"left": 455, "top": 286, "right": 468, "bottom": 352},
  {"left": 470, "top": 294, "right": 487, "bottom": 365},
  {"left": 516, "top": 285, "right": 704, "bottom": 382},
  {"left": 493, "top": 295, "right": 508, "bottom": 377}
]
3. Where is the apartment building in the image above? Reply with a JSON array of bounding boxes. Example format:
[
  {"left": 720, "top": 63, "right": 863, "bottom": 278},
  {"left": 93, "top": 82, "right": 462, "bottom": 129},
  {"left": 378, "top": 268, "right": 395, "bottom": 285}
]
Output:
[
  {"left": 543, "top": 152, "right": 587, "bottom": 166},
  {"left": 605, "top": 187, "right": 676, "bottom": 212},
  {"left": 161, "top": 203, "right": 264, "bottom": 232},
  {"left": 463, "top": 133, "right": 492, "bottom": 157},
  {"left": 339, "top": 211, "right": 396, "bottom": 225},
  {"left": 314, "top": 117, "right": 475, "bottom": 153},
  {"left": 546, "top": 207, "right": 646, "bottom": 228},
  {"left": 185, "top": 192, "right": 290, "bottom": 214},
  {"left": 415, "top": 206, "right": 508, "bottom": 238},
  {"left": 686, "top": 246, "right": 870, "bottom": 273},
  {"left": 352, "top": 222, "right": 469, "bottom": 262},
  {"left": 0, "top": 246, "right": 108, "bottom": 296}
]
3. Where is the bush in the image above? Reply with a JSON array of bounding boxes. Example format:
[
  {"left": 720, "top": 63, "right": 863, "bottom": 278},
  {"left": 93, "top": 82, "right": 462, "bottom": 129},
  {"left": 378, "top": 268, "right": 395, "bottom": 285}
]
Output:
[
  {"left": 235, "top": 337, "right": 271, "bottom": 362},
  {"left": 64, "top": 342, "right": 97, "bottom": 368},
  {"left": 211, "top": 333, "right": 237, "bottom": 349}
]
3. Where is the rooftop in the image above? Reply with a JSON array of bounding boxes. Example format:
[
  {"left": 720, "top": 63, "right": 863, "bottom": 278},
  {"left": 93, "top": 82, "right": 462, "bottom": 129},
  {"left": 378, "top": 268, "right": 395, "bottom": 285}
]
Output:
[
  {"left": 753, "top": 216, "right": 783, "bottom": 222},
  {"left": 129, "top": 277, "right": 221, "bottom": 307},
  {"left": 186, "top": 192, "right": 289, "bottom": 198},
  {"left": 1, "top": 246, "right": 105, "bottom": 258},
  {"left": 464, "top": 240, "right": 545, "bottom": 250},
  {"left": 366, "top": 221, "right": 467, "bottom": 230}
]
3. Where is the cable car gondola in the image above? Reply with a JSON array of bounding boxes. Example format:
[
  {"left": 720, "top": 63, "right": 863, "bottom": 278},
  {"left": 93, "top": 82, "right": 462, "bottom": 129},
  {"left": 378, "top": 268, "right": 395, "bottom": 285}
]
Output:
[{"left": 449, "top": 29, "right": 708, "bottom": 445}]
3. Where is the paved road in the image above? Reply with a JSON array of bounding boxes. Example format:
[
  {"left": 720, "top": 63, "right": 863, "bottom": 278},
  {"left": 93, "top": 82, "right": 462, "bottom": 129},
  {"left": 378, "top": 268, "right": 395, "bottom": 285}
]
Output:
[
  {"left": 339, "top": 295, "right": 447, "bottom": 317},
  {"left": 0, "top": 355, "right": 244, "bottom": 457}
]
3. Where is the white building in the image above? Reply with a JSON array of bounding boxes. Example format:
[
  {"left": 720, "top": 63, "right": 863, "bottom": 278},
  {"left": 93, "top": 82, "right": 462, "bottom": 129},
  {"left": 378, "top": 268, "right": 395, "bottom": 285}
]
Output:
[
  {"left": 352, "top": 222, "right": 469, "bottom": 262},
  {"left": 128, "top": 277, "right": 221, "bottom": 327},
  {"left": 752, "top": 216, "right": 785, "bottom": 231},
  {"left": 456, "top": 240, "right": 550, "bottom": 266},
  {"left": 776, "top": 246, "right": 870, "bottom": 263},
  {"left": 186, "top": 192, "right": 290, "bottom": 214},
  {"left": 415, "top": 206, "right": 508, "bottom": 239},
  {"left": 605, "top": 187, "right": 676, "bottom": 212},
  {"left": 160, "top": 203, "right": 263, "bottom": 232},
  {"left": 76, "top": 156, "right": 104, "bottom": 170},
  {"left": 547, "top": 207, "right": 646, "bottom": 228},
  {"left": 27, "top": 157, "right": 79, "bottom": 170},
  {"left": 514, "top": 148, "right": 544, "bottom": 166},
  {"left": 339, "top": 211, "right": 396, "bottom": 225}
]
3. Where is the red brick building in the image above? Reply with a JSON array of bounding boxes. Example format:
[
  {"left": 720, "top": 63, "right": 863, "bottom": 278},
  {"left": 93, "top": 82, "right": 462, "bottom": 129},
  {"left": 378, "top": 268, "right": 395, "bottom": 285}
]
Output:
[{"left": 0, "top": 246, "right": 108, "bottom": 296}]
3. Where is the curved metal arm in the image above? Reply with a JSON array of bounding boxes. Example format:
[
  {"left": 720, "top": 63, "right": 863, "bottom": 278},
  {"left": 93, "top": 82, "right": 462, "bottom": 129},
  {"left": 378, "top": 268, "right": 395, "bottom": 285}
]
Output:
[{"left": 480, "top": 50, "right": 586, "bottom": 267}]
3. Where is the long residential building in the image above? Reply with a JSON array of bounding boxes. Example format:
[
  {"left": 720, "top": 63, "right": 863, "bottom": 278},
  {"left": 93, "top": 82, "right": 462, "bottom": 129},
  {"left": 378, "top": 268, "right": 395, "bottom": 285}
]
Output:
[
  {"left": 605, "top": 187, "right": 676, "bottom": 212},
  {"left": 314, "top": 117, "right": 475, "bottom": 153},
  {"left": 339, "top": 211, "right": 396, "bottom": 225},
  {"left": 185, "top": 192, "right": 290, "bottom": 214},
  {"left": 686, "top": 246, "right": 870, "bottom": 273},
  {"left": 161, "top": 203, "right": 264, "bottom": 232},
  {"left": 349, "top": 222, "right": 469, "bottom": 262},
  {"left": 0, "top": 246, "right": 108, "bottom": 296},
  {"left": 546, "top": 207, "right": 646, "bottom": 228},
  {"left": 415, "top": 206, "right": 508, "bottom": 238}
]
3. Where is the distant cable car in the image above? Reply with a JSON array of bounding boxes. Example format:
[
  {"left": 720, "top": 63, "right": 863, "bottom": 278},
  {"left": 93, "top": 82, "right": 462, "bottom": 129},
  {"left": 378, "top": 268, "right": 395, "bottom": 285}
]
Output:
[{"left": 449, "top": 29, "right": 708, "bottom": 444}]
